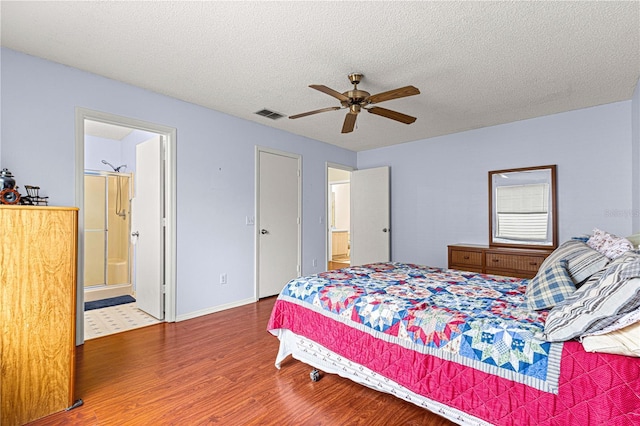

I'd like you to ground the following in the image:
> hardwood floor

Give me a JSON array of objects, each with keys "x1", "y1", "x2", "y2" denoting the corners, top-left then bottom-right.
[
  {"x1": 327, "y1": 260, "x2": 350, "y2": 270},
  {"x1": 29, "y1": 297, "x2": 456, "y2": 426}
]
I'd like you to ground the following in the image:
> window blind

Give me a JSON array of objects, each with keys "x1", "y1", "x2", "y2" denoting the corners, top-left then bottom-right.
[{"x1": 496, "y1": 183, "x2": 549, "y2": 241}]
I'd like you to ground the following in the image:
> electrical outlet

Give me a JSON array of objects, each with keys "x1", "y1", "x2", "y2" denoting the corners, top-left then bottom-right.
[
  {"x1": 246, "y1": 216, "x2": 254, "y2": 226},
  {"x1": 313, "y1": 259, "x2": 317, "y2": 267},
  {"x1": 220, "y1": 273, "x2": 227, "y2": 285}
]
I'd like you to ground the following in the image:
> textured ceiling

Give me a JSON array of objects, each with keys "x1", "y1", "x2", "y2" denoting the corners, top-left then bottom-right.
[{"x1": 2, "y1": 1, "x2": 639, "y2": 152}]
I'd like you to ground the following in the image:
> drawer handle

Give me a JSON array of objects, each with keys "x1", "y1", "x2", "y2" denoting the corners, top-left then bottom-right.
[
  {"x1": 529, "y1": 262, "x2": 538, "y2": 266},
  {"x1": 492, "y1": 259, "x2": 499, "y2": 262},
  {"x1": 463, "y1": 256, "x2": 470, "y2": 260}
]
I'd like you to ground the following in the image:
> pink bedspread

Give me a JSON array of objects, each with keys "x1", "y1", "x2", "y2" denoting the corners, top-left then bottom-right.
[{"x1": 267, "y1": 263, "x2": 640, "y2": 425}]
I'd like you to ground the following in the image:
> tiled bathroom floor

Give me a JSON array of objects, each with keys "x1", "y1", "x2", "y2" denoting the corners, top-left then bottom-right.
[{"x1": 84, "y1": 302, "x2": 161, "y2": 340}]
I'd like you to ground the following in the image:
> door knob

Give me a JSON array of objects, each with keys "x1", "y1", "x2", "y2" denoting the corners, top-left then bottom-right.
[
  {"x1": 261, "y1": 229, "x2": 269, "y2": 235},
  {"x1": 131, "y1": 231, "x2": 139, "y2": 237},
  {"x1": 382, "y1": 228, "x2": 389, "y2": 233}
]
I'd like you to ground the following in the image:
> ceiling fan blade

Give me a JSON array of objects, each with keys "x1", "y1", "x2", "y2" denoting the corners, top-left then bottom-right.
[
  {"x1": 341, "y1": 112, "x2": 358, "y2": 133},
  {"x1": 367, "y1": 85, "x2": 420, "y2": 104},
  {"x1": 310, "y1": 85, "x2": 350, "y2": 102},
  {"x1": 366, "y1": 106, "x2": 417, "y2": 124},
  {"x1": 289, "y1": 106, "x2": 341, "y2": 119}
]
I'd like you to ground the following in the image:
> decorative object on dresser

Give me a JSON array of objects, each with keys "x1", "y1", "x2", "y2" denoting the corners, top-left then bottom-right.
[
  {"x1": 448, "y1": 244, "x2": 553, "y2": 278},
  {"x1": 0, "y1": 205, "x2": 80, "y2": 426},
  {"x1": 0, "y1": 168, "x2": 20, "y2": 204},
  {"x1": 0, "y1": 168, "x2": 49, "y2": 205}
]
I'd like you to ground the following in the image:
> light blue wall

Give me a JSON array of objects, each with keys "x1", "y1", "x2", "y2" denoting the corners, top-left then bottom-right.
[
  {"x1": 0, "y1": 48, "x2": 357, "y2": 318},
  {"x1": 84, "y1": 135, "x2": 123, "y2": 172},
  {"x1": 85, "y1": 130, "x2": 157, "y2": 174},
  {"x1": 2, "y1": 47, "x2": 638, "y2": 317},
  {"x1": 357, "y1": 100, "x2": 636, "y2": 268},
  {"x1": 632, "y1": 78, "x2": 640, "y2": 232}
]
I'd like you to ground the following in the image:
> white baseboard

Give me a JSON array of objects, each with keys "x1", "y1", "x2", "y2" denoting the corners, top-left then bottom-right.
[{"x1": 175, "y1": 297, "x2": 257, "y2": 322}]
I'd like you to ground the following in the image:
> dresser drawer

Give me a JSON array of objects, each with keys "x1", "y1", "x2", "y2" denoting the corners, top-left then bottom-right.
[
  {"x1": 485, "y1": 252, "x2": 545, "y2": 274},
  {"x1": 448, "y1": 246, "x2": 484, "y2": 273},
  {"x1": 449, "y1": 244, "x2": 552, "y2": 279},
  {"x1": 450, "y1": 249, "x2": 482, "y2": 267}
]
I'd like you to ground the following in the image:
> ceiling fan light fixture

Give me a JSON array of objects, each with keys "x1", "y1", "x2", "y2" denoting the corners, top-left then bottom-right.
[{"x1": 289, "y1": 73, "x2": 420, "y2": 134}]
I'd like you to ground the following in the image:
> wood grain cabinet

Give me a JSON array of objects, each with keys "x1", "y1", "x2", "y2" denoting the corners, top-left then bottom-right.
[
  {"x1": 0, "y1": 206, "x2": 78, "y2": 426},
  {"x1": 331, "y1": 231, "x2": 349, "y2": 257},
  {"x1": 448, "y1": 244, "x2": 552, "y2": 279}
]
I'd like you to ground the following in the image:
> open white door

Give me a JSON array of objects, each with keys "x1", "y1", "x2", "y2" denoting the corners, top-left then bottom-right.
[
  {"x1": 132, "y1": 135, "x2": 164, "y2": 319},
  {"x1": 350, "y1": 166, "x2": 390, "y2": 266},
  {"x1": 257, "y1": 149, "x2": 301, "y2": 298}
]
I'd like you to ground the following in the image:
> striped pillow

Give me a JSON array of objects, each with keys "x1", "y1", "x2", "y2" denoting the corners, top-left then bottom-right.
[
  {"x1": 526, "y1": 260, "x2": 576, "y2": 310},
  {"x1": 536, "y1": 240, "x2": 609, "y2": 285},
  {"x1": 544, "y1": 251, "x2": 640, "y2": 342}
]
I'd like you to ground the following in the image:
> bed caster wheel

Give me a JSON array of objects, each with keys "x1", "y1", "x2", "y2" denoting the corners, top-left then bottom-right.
[{"x1": 310, "y1": 369, "x2": 321, "y2": 382}]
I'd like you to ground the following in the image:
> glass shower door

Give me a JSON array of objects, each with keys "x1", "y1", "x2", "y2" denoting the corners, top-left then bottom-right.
[{"x1": 84, "y1": 175, "x2": 107, "y2": 286}]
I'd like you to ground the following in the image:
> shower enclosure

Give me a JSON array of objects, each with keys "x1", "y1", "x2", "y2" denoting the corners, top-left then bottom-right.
[{"x1": 84, "y1": 170, "x2": 133, "y2": 302}]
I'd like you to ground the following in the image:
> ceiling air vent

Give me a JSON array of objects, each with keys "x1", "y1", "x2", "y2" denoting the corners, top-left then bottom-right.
[{"x1": 255, "y1": 109, "x2": 285, "y2": 120}]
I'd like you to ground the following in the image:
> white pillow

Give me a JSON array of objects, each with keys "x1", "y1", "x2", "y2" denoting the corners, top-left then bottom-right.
[
  {"x1": 626, "y1": 234, "x2": 640, "y2": 249},
  {"x1": 581, "y1": 321, "x2": 640, "y2": 357}
]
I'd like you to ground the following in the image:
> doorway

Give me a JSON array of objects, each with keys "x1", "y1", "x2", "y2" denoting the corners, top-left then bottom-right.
[
  {"x1": 256, "y1": 147, "x2": 301, "y2": 298},
  {"x1": 326, "y1": 164, "x2": 391, "y2": 269},
  {"x1": 75, "y1": 109, "x2": 177, "y2": 345},
  {"x1": 327, "y1": 166, "x2": 352, "y2": 270}
]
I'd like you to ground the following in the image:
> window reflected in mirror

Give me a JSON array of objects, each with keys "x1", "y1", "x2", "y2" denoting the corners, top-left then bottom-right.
[{"x1": 489, "y1": 165, "x2": 557, "y2": 249}]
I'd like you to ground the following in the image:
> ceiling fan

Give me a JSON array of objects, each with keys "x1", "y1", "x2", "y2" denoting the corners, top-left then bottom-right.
[{"x1": 289, "y1": 73, "x2": 420, "y2": 134}]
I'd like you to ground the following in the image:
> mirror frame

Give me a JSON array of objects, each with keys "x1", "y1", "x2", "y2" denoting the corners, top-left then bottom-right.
[{"x1": 489, "y1": 165, "x2": 557, "y2": 250}]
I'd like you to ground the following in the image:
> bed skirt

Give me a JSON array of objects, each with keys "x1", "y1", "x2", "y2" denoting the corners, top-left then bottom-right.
[{"x1": 271, "y1": 328, "x2": 491, "y2": 426}]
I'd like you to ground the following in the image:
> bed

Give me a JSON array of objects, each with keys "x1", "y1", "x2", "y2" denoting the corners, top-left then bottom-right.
[{"x1": 267, "y1": 255, "x2": 640, "y2": 425}]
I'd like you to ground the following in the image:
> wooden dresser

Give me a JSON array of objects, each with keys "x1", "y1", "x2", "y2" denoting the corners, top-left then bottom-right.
[
  {"x1": 0, "y1": 206, "x2": 78, "y2": 426},
  {"x1": 448, "y1": 243, "x2": 553, "y2": 279}
]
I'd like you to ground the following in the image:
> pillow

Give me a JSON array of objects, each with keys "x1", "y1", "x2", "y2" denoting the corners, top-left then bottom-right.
[
  {"x1": 536, "y1": 240, "x2": 609, "y2": 285},
  {"x1": 626, "y1": 233, "x2": 640, "y2": 249},
  {"x1": 526, "y1": 260, "x2": 576, "y2": 310},
  {"x1": 586, "y1": 228, "x2": 609, "y2": 252},
  {"x1": 581, "y1": 321, "x2": 640, "y2": 357},
  {"x1": 571, "y1": 234, "x2": 591, "y2": 243},
  {"x1": 587, "y1": 228, "x2": 634, "y2": 259},
  {"x1": 582, "y1": 306, "x2": 640, "y2": 336},
  {"x1": 544, "y1": 251, "x2": 640, "y2": 342}
]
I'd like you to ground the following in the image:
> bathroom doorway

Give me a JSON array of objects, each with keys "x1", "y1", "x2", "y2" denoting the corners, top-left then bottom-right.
[
  {"x1": 326, "y1": 164, "x2": 391, "y2": 270},
  {"x1": 327, "y1": 165, "x2": 352, "y2": 270},
  {"x1": 75, "y1": 108, "x2": 177, "y2": 345}
]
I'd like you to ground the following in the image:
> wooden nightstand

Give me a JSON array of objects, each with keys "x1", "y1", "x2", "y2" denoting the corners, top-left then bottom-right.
[{"x1": 448, "y1": 244, "x2": 553, "y2": 279}]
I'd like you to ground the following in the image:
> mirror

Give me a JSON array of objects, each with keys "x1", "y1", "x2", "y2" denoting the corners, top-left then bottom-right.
[{"x1": 489, "y1": 165, "x2": 557, "y2": 249}]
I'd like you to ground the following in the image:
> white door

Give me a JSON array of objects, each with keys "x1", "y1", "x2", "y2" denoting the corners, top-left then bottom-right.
[
  {"x1": 257, "y1": 149, "x2": 300, "y2": 298},
  {"x1": 132, "y1": 135, "x2": 164, "y2": 319},
  {"x1": 350, "y1": 166, "x2": 390, "y2": 266}
]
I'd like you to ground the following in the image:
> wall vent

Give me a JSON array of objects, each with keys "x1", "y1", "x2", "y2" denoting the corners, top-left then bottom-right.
[{"x1": 255, "y1": 109, "x2": 285, "y2": 120}]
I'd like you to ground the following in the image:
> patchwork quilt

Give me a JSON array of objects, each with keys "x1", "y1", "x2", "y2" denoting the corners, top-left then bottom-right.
[{"x1": 268, "y1": 263, "x2": 640, "y2": 425}]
